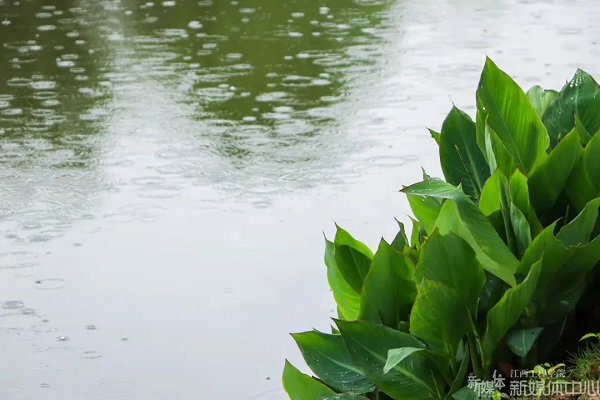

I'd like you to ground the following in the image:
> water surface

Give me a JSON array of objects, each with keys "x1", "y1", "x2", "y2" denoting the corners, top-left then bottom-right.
[{"x1": 1, "y1": 0, "x2": 600, "y2": 398}]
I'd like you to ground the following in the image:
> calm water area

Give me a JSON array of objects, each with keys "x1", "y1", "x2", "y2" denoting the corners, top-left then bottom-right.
[{"x1": 1, "y1": 0, "x2": 600, "y2": 398}]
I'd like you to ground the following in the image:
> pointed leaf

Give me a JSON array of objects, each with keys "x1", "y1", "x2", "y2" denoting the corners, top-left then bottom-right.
[
  {"x1": 482, "y1": 260, "x2": 542, "y2": 368},
  {"x1": 479, "y1": 170, "x2": 508, "y2": 216},
  {"x1": 476, "y1": 57, "x2": 549, "y2": 175},
  {"x1": 282, "y1": 361, "x2": 337, "y2": 400},
  {"x1": 360, "y1": 240, "x2": 417, "y2": 328},
  {"x1": 528, "y1": 128, "x2": 582, "y2": 214},
  {"x1": 416, "y1": 231, "x2": 485, "y2": 316},
  {"x1": 325, "y1": 239, "x2": 361, "y2": 321},
  {"x1": 335, "y1": 320, "x2": 443, "y2": 400},
  {"x1": 439, "y1": 106, "x2": 489, "y2": 199},
  {"x1": 566, "y1": 132, "x2": 600, "y2": 211},
  {"x1": 292, "y1": 331, "x2": 374, "y2": 393},
  {"x1": 334, "y1": 226, "x2": 373, "y2": 293},
  {"x1": 505, "y1": 327, "x2": 544, "y2": 357},
  {"x1": 509, "y1": 170, "x2": 541, "y2": 235},
  {"x1": 407, "y1": 194, "x2": 442, "y2": 236},
  {"x1": 410, "y1": 279, "x2": 471, "y2": 361},
  {"x1": 384, "y1": 347, "x2": 425, "y2": 374},
  {"x1": 403, "y1": 179, "x2": 518, "y2": 286},
  {"x1": 557, "y1": 197, "x2": 600, "y2": 246},
  {"x1": 509, "y1": 203, "x2": 532, "y2": 259},
  {"x1": 527, "y1": 85, "x2": 558, "y2": 118},
  {"x1": 543, "y1": 69, "x2": 600, "y2": 147}
]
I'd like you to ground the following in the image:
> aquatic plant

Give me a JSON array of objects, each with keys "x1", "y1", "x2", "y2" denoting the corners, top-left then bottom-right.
[{"x1": 283, "y1": 58, "x2": 600, "y2": 399}]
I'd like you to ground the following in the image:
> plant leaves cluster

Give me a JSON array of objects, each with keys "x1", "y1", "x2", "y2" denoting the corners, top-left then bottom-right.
[{"x1": 283, "y1": 58, "x2": 600, "y2": 400}]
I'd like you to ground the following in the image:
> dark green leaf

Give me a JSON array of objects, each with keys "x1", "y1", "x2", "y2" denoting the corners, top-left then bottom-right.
[
  {"x1": 575, "y1": 113, "x2": 593, "y2": 146},
  {"x1": 360, "y1": 240, "x2": 417, "y2": 328},
  {"x1": 543, "y1": 69, "x2": 600, "y2": 147},
  {"x1": 476, "y1": 57, "x2": 549, "y2": 175},
  {"x1": 403, "y1": 179, "x2": 518, "y2": 286},
  {"x1": 325, "y1": 238, "x2": 361, "y2": 321},
  {"x1": 335, "y1": 320, "x2": 442, "y2": 400},
  {"x1": 283, "y1": 360, "x2": 337, "y2": 400},
  {"x1": 505, "y1": 327, "x2": 544, "y2": 357},
  {"x1": 566, "y1": 132, "x2": 600, "y2": 211},
  {"x1": 292, "y1": 331, "x2": 374, "y2": 393},
  {"x1": 509, "y1": 203, "x2": 532, "y2": 259},
  {"x1": 334, "y1": 225, "x2": 373, "y2": 294},
  {"x1": 410, "y1": 279, "x2": 471, "y2": 362},
  {"x1": 439, "y1": 106, "x2": 489, "y2": 199},
  {"x1": 482, "y1": 261, "x2": 542, "y2": 369},
  {"x1": 557, "y1": 197, "x2": 600, "y2": 246},
  {"x1": 390, "y1": 220, "x2": 408, "y2": 251},
  {"x1": 416, "y1": 231, "x2": 485, "y2": 316},
  {"x1": 509, "y1": 170, "x2": 542, "y2": 236},
  {"x1": 528, "y1": 128, "x2": 582, "y2": 214},
  {"x1": 452, "y1": 386, "x2": 478, "y2": 400}
]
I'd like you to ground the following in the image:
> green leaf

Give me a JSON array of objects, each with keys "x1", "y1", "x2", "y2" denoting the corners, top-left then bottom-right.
[
  {"x1": 543, "y1": 69, "x2": 600, "y2": 148},
  {"x1": 557, "y1": 197, "x2": 600, "y2": 246},
  {"x1": 429, "y1": 128, "x2": 442, "y2": 145},
  {"x1": 407, "y1": 194, "x2": 442, "y2": 236},
  {"x1": 390, "y1": 220, "x2": 409, "y2": 251},
  {"x1": 526, "y1": 85, "x2": 558, "y2": 118},
  {"x1": 325, "y1": 238, "x2": 361, "y2": 321},
  {"x1": 384, "y1": 347, "x2": 425, "y2": 374},
  {"x1": 360, "y1": 240, "x2": 417, "y2": 328},
  {"x1": 566, "y1": 132, "x2": 600, "y2": 212},
  {"x1": 410, "y1": 279, "x2": 471, "y2": 362},
  {"x1": 416, "y1": 231, "x2": 485, "y2": 317},
  {"x1": 476, "y1": 57, "x2": 549, "y2": 175},
  {"x1": 335, "y1": 320, "x2": 442, "y2": 400},
  {"x1": 479, "y1": 170, "x2": 508, "y2": 216},
  {"x1": 509, "y1": 170, "x2": 541, "y2": 236},
  {"x1": 333, "y1": 225, "x2": 373, "y2": 294},
  {"x1": 403, "y1": 179, "x2": 518, "y2": 286},
  {"x1": 528, "y1": 128, "x2": 582, "y2": 214},
  {"x1": 509, "y1": 203, "x2": 532, "y2": 259},
  {"x1": 292, "y1": 331, "x2": 374, "y2": 393},
  {"x1": 575, "y1": 113, "x2": 593, "y2": 146},
  {"x1": 505, "y1": 327, "x2": 544, "y2": 357},
  {"x1": 482, "y1": 260, "x2": 542, "y2": 369},
  {"x1": 439, "y1": 106, "x2": 489, "y2": 199},
  {"x1": 448, "y1": 343, "x2": 471, "y2": 399},
  {"x1": 580, "y1": 333, "x2": 600, "y2": 341},
  {"x1": 282, "y1": 360, "x2": 337, "y2": 400},
  {"x1": 452, "y1": 386, "x2": 478, "y2": 400},
  {"x1": 320, "y1": 395, "x2": 370, "y2": 400}
]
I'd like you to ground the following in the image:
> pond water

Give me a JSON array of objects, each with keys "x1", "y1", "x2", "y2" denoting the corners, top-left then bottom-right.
[{"x1": 1, "y1": 0, "x2": 599, "y2": 398}]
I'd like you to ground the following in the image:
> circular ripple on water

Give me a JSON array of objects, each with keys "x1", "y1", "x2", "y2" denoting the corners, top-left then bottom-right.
[
  {"x1": 0, "y1": 252, "x2": 38, "y2": 270},
  {"x1": 83, "y1": 350, "x2": 102, "y2": 359},
  {"x1": 136, "y1": 185, "x2": 182, "y2": 199},
  {"x1": 33, "y1": 278, "x2": 65, "y2": 290},
  {"x1": 98, "y1": 382, "x2": 140, "y2": 397}
]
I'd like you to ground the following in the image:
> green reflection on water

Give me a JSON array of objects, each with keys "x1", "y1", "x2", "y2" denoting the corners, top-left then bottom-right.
[{"x1": 0, "y1": 0, "x2": 393, "y2": 167}]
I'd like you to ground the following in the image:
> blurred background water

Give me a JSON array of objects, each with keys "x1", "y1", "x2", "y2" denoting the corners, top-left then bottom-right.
[{"x1": 0, "y1": 0, "x2": 599, "y2": 398}]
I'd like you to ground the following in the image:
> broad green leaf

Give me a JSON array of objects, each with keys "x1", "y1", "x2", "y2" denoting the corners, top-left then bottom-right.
[
  {"x1": 566, "y1": 132, "x2": 600, "y2": 211},
  {"x1": 479, "y1": 170, "x2": 508, "y2": 216},
  {"x1": 476, "y1": 57, "x2": 549, "y2": 175},
  {"x1": 360, "y1": 240, "x2": 417, "y2": 328},
  {"x1": 528, "y1": 128, "x2": 582, "y2": 214},
  {"x1": 325, "y1": 238, "x2": 361, "y2": 321},
  {"x1": 407, "y1": 194, "x2": 442, "y2": 235},
  {"x1": 333, "y1": 225, "x2": 373, "y2": 293},
  {"x1": 482, "y1": 261, "x2": 542, "y2": 369},
  {"x1": 335, "y1": 320, "x2": 442, "y2": 400},
  {"x1": 575, "y1": 113, "x2": 593, "y2": 146},
  {"x1": 484, "y1": 121, "x2": 517, "y2": 178},
  {"x1": 429, "y1": 128, "x2": 441, "y2": 145},
  {"x1": 505, "y1": 327, "x2": 544, "y2": 357},
  {"x1": 292, "y1": 331, "x2": 374, "y2": 393},
  {"x1": 384, "y1": 347, "x2": 425, "y2": 374},
  {"x1": 509, "y1": 170, "x2": 542, "y2": 235},
  {"x1": 509, "y1": 203, "x2": 532, "y2": 259},
  {"x1": 516, "y1": 222, "x2": 565, "y2": 277},
  {"x1": 403, "y1": 179, "x2": 518, "y2": 286},
  {"x1": 416, "y1": 231, "x2": 485, "y2": 316},
  {"x1": 282, "y1": 360, "x2": 337, "y2": 400},
  {"x1": 410, "y1": 279, "x2": 471, "y2": 362},
  {"x1": 526, "y1": 85, "x2": 558, "y2": 118},
  {"x1": 390, "y1": 219, "x2": 408, "y2": 251},
  {"x1": 543, "y1": 69, "x2": 600, "y2": 147},
  {"x1": 557, "y1": 197, "x2": 600, "y2": 246},
  {"x1": 439, "y1": 106, "x2": 489, "y2": 199}
]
